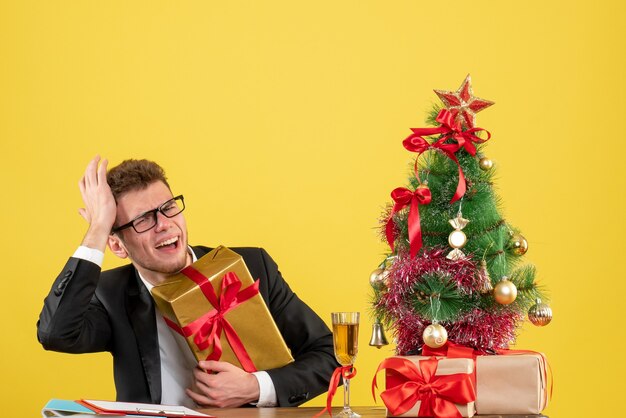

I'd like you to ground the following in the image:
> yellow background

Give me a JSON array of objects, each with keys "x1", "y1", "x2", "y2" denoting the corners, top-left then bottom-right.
[{"x1": 1, "y1": 1, "x2": 624, "y2": 416}]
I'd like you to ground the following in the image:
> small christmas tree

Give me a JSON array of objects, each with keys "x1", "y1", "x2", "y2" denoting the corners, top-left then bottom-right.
[{"x1": 369, "y1": 75, "x2": 552, "y2": 354}]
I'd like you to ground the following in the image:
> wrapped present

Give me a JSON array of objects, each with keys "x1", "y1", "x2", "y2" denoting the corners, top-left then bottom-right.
[
  {"x1": 151, "y1": 246, "x2": 294, "y2": 372},
  {"x1": 475, "y1": 352, "x2": 549, "y2": 414},
  {"x1": 373, "y1": 356, "x2": 476, "y2": 417}
]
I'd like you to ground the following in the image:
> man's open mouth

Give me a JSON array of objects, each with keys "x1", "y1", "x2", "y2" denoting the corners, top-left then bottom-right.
[{"x1": 156, "y1": 236, "x2": 179, "y2": 250}]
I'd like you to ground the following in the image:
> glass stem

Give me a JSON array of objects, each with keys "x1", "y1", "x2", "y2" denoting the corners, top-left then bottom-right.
[{"x1": 343, "y1": 374, "x2": 351, "y2": 413}]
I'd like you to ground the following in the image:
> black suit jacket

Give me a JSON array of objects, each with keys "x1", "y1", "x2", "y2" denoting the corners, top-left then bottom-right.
[{"x1": 37, "y1": 246, "x2": 339, "y2": 406}]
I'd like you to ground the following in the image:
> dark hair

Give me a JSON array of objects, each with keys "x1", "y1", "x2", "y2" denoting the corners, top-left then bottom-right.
[{"x1": 107, "y1": 159, "x2": 171, "y2": 200}]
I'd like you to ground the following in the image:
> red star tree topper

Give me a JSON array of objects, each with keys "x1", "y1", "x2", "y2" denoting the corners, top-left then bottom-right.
[{"x1": 434, "y1": 74, "x2": 494, "y2": 129}]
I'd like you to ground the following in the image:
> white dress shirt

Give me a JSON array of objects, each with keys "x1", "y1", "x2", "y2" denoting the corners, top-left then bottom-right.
[{"x1": 72, "y1": 245, "x2": 277, "y2": 407}]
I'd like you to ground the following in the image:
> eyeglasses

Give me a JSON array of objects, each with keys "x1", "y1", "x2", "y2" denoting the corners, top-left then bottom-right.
[{"x1": 111, "y1": 195, "x2": 185, "y2": 234}]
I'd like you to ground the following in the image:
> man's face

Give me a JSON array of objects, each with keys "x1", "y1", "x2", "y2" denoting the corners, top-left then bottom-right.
[{"x1": 110, "y1": 181, "x2": 191, "y2": 284}]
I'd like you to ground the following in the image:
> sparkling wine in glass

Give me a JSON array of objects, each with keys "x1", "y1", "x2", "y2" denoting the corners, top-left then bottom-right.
[{"x1": 331, "y1": 312, "x2": 360, "y2": 418}]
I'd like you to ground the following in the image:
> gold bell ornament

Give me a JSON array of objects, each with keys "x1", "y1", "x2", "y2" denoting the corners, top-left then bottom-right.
[
  {"x1": 368, "y1": 320, "x2": 390, "y2": 348},
  {"x1": 494, "y1": 276, "x2": 518, "y2": 305},
  {"x1": 422, "y1": 323, "x2": 448, "y2": 349},
  {"x1": 528, "y1": 298, "x2": 553, "y2": 326}
]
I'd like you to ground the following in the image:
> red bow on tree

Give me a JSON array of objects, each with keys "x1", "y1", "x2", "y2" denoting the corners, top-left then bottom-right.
[
  {"x1": 402, "y1": 109, "x2": 491, "y2": 203},
  {"x1": 385, "y1": 185, "x2": 432, "y2": 258}
]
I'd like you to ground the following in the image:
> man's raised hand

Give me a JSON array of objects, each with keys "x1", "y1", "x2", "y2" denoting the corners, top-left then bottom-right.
[{"x1": 78, "y1": 156, "x2": 117, "y2": 251}]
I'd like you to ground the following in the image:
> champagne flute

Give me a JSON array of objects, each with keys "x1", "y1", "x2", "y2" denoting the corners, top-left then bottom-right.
[{"x1": 331, "y1": 312, "x2": 360, "y2": 418}]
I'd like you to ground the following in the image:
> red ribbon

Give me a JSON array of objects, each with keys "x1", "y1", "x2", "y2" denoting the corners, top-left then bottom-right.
[
  {"x1": 422, "y1": 341, "x2": 479, "y2": 359},
  {"x1": 385, "y1": 185, "x2": 432, "y2": 258},
  {"x1": 314, "y1": 365, "x2": 357, "y2": 417},
  {"x1": 402, "y1": 109, "x2": 491, "y2": 203},
  {"x1": 406, "y1": 108, "x2": 491, "y2": 156},
  {"x1": 163, "y1": 268, "x2": 260, "y2": 372},
  {"x1": 372, "y1": 357, "x2": 475, "y2": 418}
]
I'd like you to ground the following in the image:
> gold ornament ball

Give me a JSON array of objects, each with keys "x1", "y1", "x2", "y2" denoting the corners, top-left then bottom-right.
[
  {"x1": 528, "y1": 299, "x2": 553, "y2": 326},
  {"x1": 370, "y1": 269, "x2": 385, "y2": 290},
  {"x1": 369, "y1": 268, "x2": 387, "y2": 291},
  {"x1": 479, "y1": 157, "x2": 493, "y2": 171},
  {"x1": 509, "y1": 233, "x2": 529, "y2": 256},
  {"x1": 422, "y1": 323, "x2": 448, "y2": 348},
  {"x1": 494, "y1": 278, "x2": 518, "y2": 305}
]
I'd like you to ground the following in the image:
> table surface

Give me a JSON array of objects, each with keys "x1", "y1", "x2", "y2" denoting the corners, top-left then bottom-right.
[{"x1": 197, "y1": 406, "x2": 547, "y2": 418}]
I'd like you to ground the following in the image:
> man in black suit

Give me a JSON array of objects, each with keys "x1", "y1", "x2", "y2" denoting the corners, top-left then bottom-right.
[{"x1": 37, "y1": 156, "x2": 338, "y2": 408}]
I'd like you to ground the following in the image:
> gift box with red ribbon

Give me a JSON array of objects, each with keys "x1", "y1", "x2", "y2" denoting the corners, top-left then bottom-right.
[
  {"x1": 373, "y1": 356, "x2": 476, "y2": 417},
  {"x1": 475, "y1": 352, "x2": 549, "y2": 415},
  {"x1": 150, "y1": 246, "x2": 294, "y2": 372},
  {"x1": 421, "y1": 342, "x2": 550, "y2": 415}
]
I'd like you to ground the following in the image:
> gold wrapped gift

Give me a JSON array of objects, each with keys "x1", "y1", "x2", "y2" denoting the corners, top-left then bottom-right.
[
  {"x1": 151, "y1": 246, "x2": 294, "y2": 371},
  {"x1": 475, "y1": 352, "x2": 549, "y2": 414}
]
